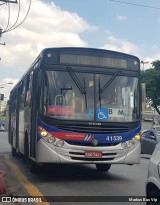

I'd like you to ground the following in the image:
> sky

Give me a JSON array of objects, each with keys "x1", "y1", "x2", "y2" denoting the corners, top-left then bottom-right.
[{"x1": 0, "y1": 0, "x2": 160, "y2": 99}]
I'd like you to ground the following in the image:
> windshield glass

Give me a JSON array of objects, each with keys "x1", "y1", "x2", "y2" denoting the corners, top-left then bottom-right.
[
  {"x1": 96, "y1": 74, "x2": 140, "y2": 121},
  {"x1": 41, "y1": 70, "x2": 94, "y2": 120},
  {"x1": 41, "y1": 70, "x2": 140, "y2": 122}
]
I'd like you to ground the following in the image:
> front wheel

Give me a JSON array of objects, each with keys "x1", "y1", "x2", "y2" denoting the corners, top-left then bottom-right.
[
  {"x1": 24, "y1": 137, "x2": 40, "y2": 173},
  {"x1": 28, "y1": 159, "x2": 40, "y2": 173},
  {"x1": 96, "y1": 164, "x2": 111, "y2": 172},
  {"x1": 11, "y1": 146, "x2": 19, "y2": 157}
]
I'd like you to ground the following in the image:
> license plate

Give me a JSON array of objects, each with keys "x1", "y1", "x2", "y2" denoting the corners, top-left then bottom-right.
[{"x1": 85, "y1": 151, "x2": 102, "y2": 158}]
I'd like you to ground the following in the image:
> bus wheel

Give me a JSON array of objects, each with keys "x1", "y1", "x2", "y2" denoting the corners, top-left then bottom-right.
[
  {"x1": 24, "y1": 138, "x2": 40, "y2": 173},
  {"x1": 28, "y1": 160, "x2": 40, "y2": 173},
  {"x1": 96, "y1": 164, "x2": 111, "y2": 171},
  {"x1": 11, "y1": 146, "x2": 19, "y2": 157}
]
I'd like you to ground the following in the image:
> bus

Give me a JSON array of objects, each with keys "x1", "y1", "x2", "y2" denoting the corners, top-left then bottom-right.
[{"x1": 8, "y1": 47, "x2": 141, "y2": 172}]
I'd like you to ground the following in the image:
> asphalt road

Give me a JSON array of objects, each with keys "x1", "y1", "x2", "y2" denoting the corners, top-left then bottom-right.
[
  {"x1": 0, "y1": 132, "x2": 150, "y2": 205},
  {"x1": 0, "y1": 131, "x2": 11, "y2": 153}
]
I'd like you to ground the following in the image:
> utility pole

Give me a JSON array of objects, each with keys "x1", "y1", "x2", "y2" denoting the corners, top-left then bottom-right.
[
  {"x1": 0, "y1": 0, "x2": 18, "y2": 37},
  {"x1": 140, "y1": 61, "x2": 149, "y2": 71},
  {"x1": 0, "y1": 27, "x2": 5, "y2": 46},
  {"x1": 0, "y1": 0, "x2": 18, "y2": 60}
]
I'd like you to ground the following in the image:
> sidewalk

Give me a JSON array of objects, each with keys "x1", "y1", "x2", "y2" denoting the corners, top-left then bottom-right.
[
  {"x1": 0, "y1": 155, "x2": 19, "y2": 205},
  {"x1": 0, "y1": 169, "x2": 7, "y2": 196}
]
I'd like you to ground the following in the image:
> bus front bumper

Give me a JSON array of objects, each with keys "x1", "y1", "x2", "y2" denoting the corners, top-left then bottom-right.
[{"x1": 36, "y1": 139, "x2": 141, "y2": 164}]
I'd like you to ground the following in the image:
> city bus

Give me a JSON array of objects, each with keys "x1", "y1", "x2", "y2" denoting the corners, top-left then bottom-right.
[{"x1": 8, "y1": 47, "x2": 141, "y2": 172}]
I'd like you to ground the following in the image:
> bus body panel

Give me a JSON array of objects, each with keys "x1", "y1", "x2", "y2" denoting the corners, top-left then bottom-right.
[
  {"x1": 36, "y1": 140, "x2": 61, "y2": 163},
  {"x1": 11, "y1": 114, "x2": 16, "y2": 148},
  {"x1": 36, "y1": 118, "x2": 141, "y2": 164},
  {"x1": 29, "y1": 64, "x2": 41, "y2": 158},
  {"x1": 124, "y1": 143, "x2": 141, "y2": 164},
  {"x1": 35, "y1": 138, "x2": 140, "y2": 164},
  {"x1": 18, "y1": 110, "x2": 25, "y2": 154},
  {"x1": 24, "y1": 106, "x2": 31, "y2": 144}
]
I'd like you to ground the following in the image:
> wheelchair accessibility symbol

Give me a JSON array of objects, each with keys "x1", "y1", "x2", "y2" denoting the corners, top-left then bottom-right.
[
  {"x1": 96, "y1": 108, "x2": 108, "y2": 121},
  {"x1": 98, "y1": 112, "x2": 107, "y2": 119}
]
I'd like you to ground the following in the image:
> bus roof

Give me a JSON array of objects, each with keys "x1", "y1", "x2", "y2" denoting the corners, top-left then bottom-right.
[
  {"x1": 10, "y1": 47, "x2": 140, "y2": 94},
  {"x1": 40, "y1": 47, "x2": 140, "y2": 60}
]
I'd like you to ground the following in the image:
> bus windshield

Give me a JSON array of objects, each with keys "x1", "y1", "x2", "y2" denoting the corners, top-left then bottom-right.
[{"x1": 41, "y1": 70, "x2": 140, "y2": 122}]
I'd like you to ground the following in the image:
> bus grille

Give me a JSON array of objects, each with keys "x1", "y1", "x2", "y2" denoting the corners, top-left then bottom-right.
[
  {"x1": 56, "y1": 124, "x2": 130, "y2": 134},
  {"x1": 66, "y1": 141, "x2": 119, "y2": 147},
  {"x1": 70, "y1": 157, "x2": 115, "y2": 161}
]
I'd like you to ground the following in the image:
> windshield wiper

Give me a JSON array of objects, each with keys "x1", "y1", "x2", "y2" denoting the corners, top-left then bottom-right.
[
  {"x1": 98, "y1": 78, "x2": 102, "y2": 109},
  {"x1": 100, "y1": 71, "x2": 121, "y2": 94},
  {"x1": 98, "y1": 71, "x2": 121, "y2": 108},
  {"x1": 67, "y1": 67, "x2": 87, "y2": 108}
]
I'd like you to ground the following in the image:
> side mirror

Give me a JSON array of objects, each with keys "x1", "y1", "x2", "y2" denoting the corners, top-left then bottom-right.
[{"x1": 150, "y1": 135, "x2": 156, "y2": 140}]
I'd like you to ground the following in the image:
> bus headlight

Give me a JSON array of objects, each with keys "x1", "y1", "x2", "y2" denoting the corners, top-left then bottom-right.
[
  {"x1": 57, "y1": 140, "x2": 64, "y2": 147},
  {"x1": 121, "y1": 142, "x2": 129, "y2": 149},
  {"x1": 129, "y1": 139, "x2": 136, "y2": 145},
  {"x1": 38, "y1": 126, "x2": 48, "y2": 137},
  {"x1": 134, "y1": 134, "x2": 141, "y2": 141},
  {"x1": 47, "y1": 136, "x2": 56, "y2": 144}
]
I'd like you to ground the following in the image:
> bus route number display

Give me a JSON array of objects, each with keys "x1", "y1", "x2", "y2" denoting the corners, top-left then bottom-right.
[{"x1": 60, "y1": 53, "x2": 127, "y2": 69}]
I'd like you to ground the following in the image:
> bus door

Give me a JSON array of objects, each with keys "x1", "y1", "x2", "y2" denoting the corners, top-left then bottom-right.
[
  {"x1": 30, "y1": 66, "x2": 40, "y2": 158},
  {"x1": 10, "y1": 91, "x2": 18, "y2": 148},
  {"x1": 15, "y1": 87, "x2": 21, "y2": 149},
  {"x1": 18, "y1": 82, "x2": 26, "y2": 153}
]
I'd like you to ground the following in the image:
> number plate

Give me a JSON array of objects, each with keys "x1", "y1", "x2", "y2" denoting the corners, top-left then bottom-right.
[{"x1": 85, "y1": 151, "x2": 102, "y2": 158}]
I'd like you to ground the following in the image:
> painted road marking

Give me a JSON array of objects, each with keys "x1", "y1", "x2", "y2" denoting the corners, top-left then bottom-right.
[{"x1": 4, "y1": 154, "x2": 50, "y2": 205}]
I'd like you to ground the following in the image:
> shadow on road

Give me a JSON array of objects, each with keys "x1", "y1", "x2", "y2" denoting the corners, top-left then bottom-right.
[{"x1": 10, "y1": 154, "x2": 134, "y2": 184}]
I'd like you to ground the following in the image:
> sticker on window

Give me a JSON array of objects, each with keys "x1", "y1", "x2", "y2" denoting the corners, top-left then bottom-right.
[
  {"x1": 88, "y1": 108, "x2": 93, "y2": 118},
  {"x1": 96, "y1": 108, "x2": 108, "y2": 121}
]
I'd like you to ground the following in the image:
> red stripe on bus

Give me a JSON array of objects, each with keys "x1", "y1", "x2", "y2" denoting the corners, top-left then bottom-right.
[{"x1": 49, "y1": 132, "x2": 86, "y2": 141}]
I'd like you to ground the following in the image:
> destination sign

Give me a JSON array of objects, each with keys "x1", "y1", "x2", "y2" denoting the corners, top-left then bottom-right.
[{"x1": 60, "y1": 53, "x2": 129, "y2": 69}]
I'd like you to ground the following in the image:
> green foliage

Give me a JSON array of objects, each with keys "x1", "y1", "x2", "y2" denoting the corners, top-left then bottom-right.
[
  {"x1": 152, "y1": 60, "x2": 160, "y2": 70},
  {"x1": 140, "y1": 60, "x2": 160, "y2": 115}
]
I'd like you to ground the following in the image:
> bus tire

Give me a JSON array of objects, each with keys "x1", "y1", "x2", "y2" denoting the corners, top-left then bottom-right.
[
  {"x1": 96, "y1": 164, "x2": 111, "y2": 172},
  {"x1": 24, "y1": 136, "x2": 29, "y2": 159},
  {"x1": 11, "y1": 132, "x2": 19, "y2": 157},
  {"x1": 11, "y1": 146, "x2": 19, "y2": 157},
  {"x1": 28, "y1": 160, "x2": 40, "y2": 173},
  {"x1": 24, "y1": 136, "x2": 40, "y2": 173}
]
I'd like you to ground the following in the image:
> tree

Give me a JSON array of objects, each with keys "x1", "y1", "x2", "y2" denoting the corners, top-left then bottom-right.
[{"x1": 140, "y1": 60, "x2": 160, "y2": 115}]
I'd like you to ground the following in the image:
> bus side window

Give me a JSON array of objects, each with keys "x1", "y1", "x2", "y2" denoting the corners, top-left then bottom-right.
[
  {"x1": 20, "y1": 81, "x2": 25, "y2": 109},
  {"x1": 25, "y1": 72, "x2": 33, "y2": 106},
  {"x1": 43, "y1": 76, "x2": 49, "y2": 114},
  {"x1": 11, "y1": 92, "x2": 16, "y2": 112}
]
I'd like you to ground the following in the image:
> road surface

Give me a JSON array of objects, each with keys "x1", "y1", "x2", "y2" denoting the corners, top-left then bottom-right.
[{"x1": 0, "y1": 132, "x2": 150, "y2": 205}]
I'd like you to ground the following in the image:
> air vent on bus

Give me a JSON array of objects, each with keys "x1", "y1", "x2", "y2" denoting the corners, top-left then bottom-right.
[
  {"x1": 66, "y1": 141, "x2": 119, "y2": 147},
  {"x1": 70, "y1": 157, "x2": 115, "y2": 161},
  {"x1": 56, "y1": 124, "x2": 130, "y2": 134}
]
